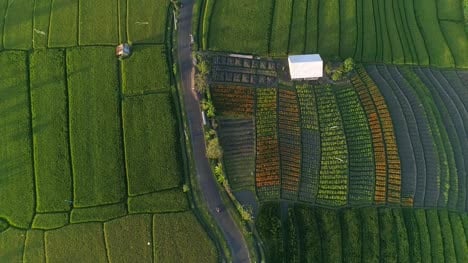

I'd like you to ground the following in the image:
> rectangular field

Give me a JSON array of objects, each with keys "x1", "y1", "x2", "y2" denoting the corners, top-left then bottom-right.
[
  {"x1": 79, "y1": 0, "x2": 119, "y2": 45},
  {"x1": 269, "y1": 0, "x2": 292, "y2": 55},
  {"x1": 104, "y1": 214, "x2": 153, "y2": 262},
  {"x1": 30, "y1": 49, "x2": 72, "y2": 213},
  {"x1": 127, "y1": 189, "x2": 189, "y2": 213},
  {"x1": 123, "y1": 92, "x2": 182, "y2": 196},
  {"x1": 0, "y1": 51, "x2": 35, "y2": 229},
  {"x1": 127, "y1": 0, "x2": 169, "y2": 44},
  {"x1": 121, "y1": 45, "x2": 169, "y2": 95},
  {"x1": 45, "y1": 223, "x2": 107, "y2": 262},
  {"x1": 208, "y1": 0, "x2": 273, "y2": 54},
  {"x1": 152, "y1": 212, "x2": 218, "y2": 263},
  {"x1": 33, "y1": 0, "x2": 53, "y2": 49},
  {"x1": 317, "y1": 0, "x2": 340, "y2": 58},
  {"x1": 67, "y1": 47, "x2": 126, "y2": 207},
  {"x1": 48, "y1": 0, "x2": 78, "y2": 47},
  {"x1": 3, "y1": 0, "x2": 34, "y2": 50}
]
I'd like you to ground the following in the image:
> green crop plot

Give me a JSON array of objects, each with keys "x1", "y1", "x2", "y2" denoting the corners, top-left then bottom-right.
[
  {"x1": 45, "y1": 223, "x2": 107, "y2": 262},
  {"x1": 30, "y1": 49, "x2": 72, "y2": 213},
  {"x1": 317, "y1": 0, "x2": 340, "y2": 58},
  {"x1": 208, "y1": 0, "x2": 273, "y2": 54},
  {"x1": 289, "y1": 0, "x2": 307, "y2": 54},
  {"x1": 104, "y1": 214, "x2": 153, "y2": 262},
  {"x1": 440, "y1": 21, "x2": 468, "y2": 68},
  {"x1": 121, "y1": 45, "x2": 169, "y2": 95},
  {"x1": 70, "y1": 203, "x2": 126, "y2": 223},
  {"x1": 0, "y1": 0, "x2": 7, "y2": 49},
  {"x1": 0, "y1": 228, "x2": 26, "y2": 262},
  {"x1": 339, "y1": 0, "x2": 357, "y2": 58},
  {"x1": 0, "y1": 51, "x2": 35, "y2": 229},
  {"x1": 79, "y1": 0, "x2": 119, "y2": 45},
  {"x1": 33, "y1": 0, "x2": 52, "y2": 49},
  {"x1": 127, "y1": 0, "x2": 169, "y2": 44},
  {"x1": 153, "y1": 212, "x2": 218, "y2": 263},
  {"x1": 123, "y1": 93, "x2": 182, "y2": 195},
  {"x1": 269, "y1": 0, "x2": 292, "y2": 55},
  {"x1": 3, "y1": 0, "x2": 33, "y2": 50},
  {"x1": 32, "y1": 213, "x2": 69, "y2": 230},
  {"x1": 305, "y1": 0, "x2": 319, "y2": 53},
  {"x1": 128, "y1": 189, "x2": 189, "y2": 213},
  {"x1": 67, "y1": 47, "x2": 125, "y2": 207},
  {"x1": 24, "y1": 230, "x2": 45, "y2": 263},
  {"x1": 48, "y1": 0, "x2": 78, "y2": 47}
]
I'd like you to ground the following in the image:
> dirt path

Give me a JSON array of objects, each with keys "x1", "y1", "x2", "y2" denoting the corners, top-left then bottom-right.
[{"x1": 176, "y1": 1, "x2": 251, "y2": 262}]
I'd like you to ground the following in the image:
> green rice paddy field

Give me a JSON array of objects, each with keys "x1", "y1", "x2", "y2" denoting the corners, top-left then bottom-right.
[
  {"x1": 0, "y1": 0, "x2": 217, "y2": 261},
  {"x1": 200, "y1": 0, "x2": 468, "y2": 68}
]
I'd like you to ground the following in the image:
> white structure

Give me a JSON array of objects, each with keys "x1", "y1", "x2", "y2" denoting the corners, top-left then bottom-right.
[{"x1": 288, "y1": 54, "x2": 323, "y2": 80}]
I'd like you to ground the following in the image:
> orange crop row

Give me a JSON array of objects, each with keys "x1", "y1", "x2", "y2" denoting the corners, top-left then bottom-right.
[{"x1": 211, "y1": 85, "x2": 255, "y2": 116}]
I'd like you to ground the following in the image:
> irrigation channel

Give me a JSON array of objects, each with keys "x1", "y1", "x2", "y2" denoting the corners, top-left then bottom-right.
[{"x1": 176, "y1": 0, "x2": 251, "y2": 262}]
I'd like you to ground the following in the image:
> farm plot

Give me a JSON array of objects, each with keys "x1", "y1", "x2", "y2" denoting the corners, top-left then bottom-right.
[
  {"x1": 211, "y1": 85, "x2": 255, "y2": 117},
  {"x1": 207, "y1": 0, "x2": 273, "y2": 54},
  {"x1": 79, "y1": 0, "x2": 119, "y2": 45},
  {"x1": 288, "y1": 0, "x2": 307, "y2": 54},
  {"x1": 123, "y1": 92, "x2": 182, "y2": 196},
  {"x1": 296, "y1": 85, "x2": 320, "y2": 203},
  {"x1": 2, "y1": 0, "x2": 33, "y2": 50},
  {"x1": 384, "y1": 65, "x2": 446, "y2": 208},
  {"x1": 152, "y1": 213, "x2": 218, "y2": 263},
  {"x1": 218, "y1": 118, "x2": 255, "y2": 191},
  {"x1": 399, "y1": 67, "x2": 461, "y2": 210},
  {"x1": 257, "y1": 205, "x2": 468, "y2": 262},
  {"x1": 366, "y1": 65, "x2": 421, "y2": 204},
  {"x1": 351, "y1": 74, "x2": 387, "y2": 204},
  {"x1": 269, "y1": 0, "x2": 292, "y2": 55},
  {"x1": 203, "y1": 0, "x2": 466, "y2": 68},
  {"x1": 127, "y1": 0, "x2": 169, "y2": 44},
  {"x1": 278, "y1": 88, "x2": 302, "y2": 200},
  {"x1": 315, "y1": 85, "x2": 348, "y2": 206},
  {"x1": 32, "y1": 0, "x2": 52, "y2": 49},
  {"x1": 30, "y1": 49, "x2": 72, "y2": 213},
  {"x1": 48, "y1": 0, "x2": 78, "y2": 47},
  {"x1": 0, "y1": 51, "x2": 35, "y2": 229},
  {"x1": 67, "y1": 47, "x2": 126, "y2": 207},
  {"x1": 333, "y1": 85, "x2": 374, "y2": 204},
  {"x1": 255, "y1": 88, "x2": 281, "y2": 200},
  {"x1": 356, "y1": 66, "x2": 402, "y2": 204},
  {"x1": 121, "y1": 45, "x2": 170, "y2": 95}
]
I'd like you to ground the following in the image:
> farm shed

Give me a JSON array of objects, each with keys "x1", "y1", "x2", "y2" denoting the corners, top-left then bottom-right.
[
  {"x1": 288, "y1": 54, "x2": 323, "y2": 80},
  {"x1": 116, "y1": 44, "x2": 131, "y2": 59}
]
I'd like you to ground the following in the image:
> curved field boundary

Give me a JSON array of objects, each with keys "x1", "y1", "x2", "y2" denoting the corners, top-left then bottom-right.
[
  {"x1": 357, "y1": 65, "x2": 401, "y2": 204},
  {"x1": 278, "y1": 88, "x2": 302, "y2": 200},
  {"x1": 378, "y1": 65, "x2": 442, "y2": 207},
  {"x1": 400, "y1": 0, "x2": 429, "y2": 65},
  {"x1": 388, "y1": 66, "x2": 449, "y2": 208},
  {"x1": 366, "y1": 65, "x2": 418, "y2": 204},
  {"x1": 334, "y1": 85, "x2": 375, "y2": 204},
  {"x1": 395, "y1": 0, "x2": 417, "y2": 64},
  {"x1": 296, "y1": 85, "x2": 320, "y2": 203},
  {"x1": 351, "y1": 75, "x2": 387, "y2": 204},
  {"x1": 315, "y1": 85, "x2": 348, "y2": 206},
  {"x1": 439, "y1": 21, "x2": 468, "y2": 68},
  {"x1": 413, "y1": 68, "x2": 467, "y2": 211},
  {"x1": 383, "y1": 0, "x2": 404, "y2": 64},
  {"x1": 389, "y1": 0, "x2": 413, "y2": 64},
  {"x1": 399, "y1": 67, "x2": 461, "y2": 210},
  {"x1": 444, "y1": 71, "x2": 468, "y2": 110},
  {"x1": 372, "y1": 0, "x2": 383, "y2": 62},
  {"x1": 413, "y1": 0, "x2": 454, "y2": 68},
  {"x1": 430, "y1": 70, "x2": 468, "y2": 127}
]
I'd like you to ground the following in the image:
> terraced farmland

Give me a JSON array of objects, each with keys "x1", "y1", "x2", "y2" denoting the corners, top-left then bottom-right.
[
  {"x1": 256, "y1": 204, "x2": 468, "y2": 262},
  {"x1": 212, "y1": 64, "x2": 467, "y2": 211},
  {"x1": 199, "y1": 0, "x2": 468, "y2": 68},
  {"x1": 0, "y1": 1, "x2": 217, "y2": 261}
]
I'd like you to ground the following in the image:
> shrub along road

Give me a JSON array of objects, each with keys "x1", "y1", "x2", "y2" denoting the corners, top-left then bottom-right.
[{"x1": 177, "y1": 0, "x2": 251, "y2": 262}]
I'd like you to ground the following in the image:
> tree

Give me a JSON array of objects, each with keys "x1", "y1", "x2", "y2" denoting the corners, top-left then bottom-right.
[
  {"x1": 206, "y1": 138, "x2": 223, "y2": 159},
  {"x1": 343, "y1": 57, "x2": 355, "y2": 73},
  {"x1": 195, "y1": 73, "x2": 208, "y2": 93},
  {"x1": 196, "y1": 60, "x2": 210, "y2": 75},
  {"x1": 332, "y1": 69, "x2": 343, "y2": 81},
  {"x1": 325, "y1": 62, "x2": 332, "y2": 76}
]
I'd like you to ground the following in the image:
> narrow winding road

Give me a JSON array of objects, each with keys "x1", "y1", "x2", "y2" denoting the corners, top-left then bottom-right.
[{"x1": 176, "y1": 0, "x2": 251, "y2": 262}]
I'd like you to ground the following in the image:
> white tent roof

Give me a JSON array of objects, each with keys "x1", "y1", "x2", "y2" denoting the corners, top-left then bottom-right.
[{"x1": 288, "y1": 54, "x2": 323, "y2": 79}]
